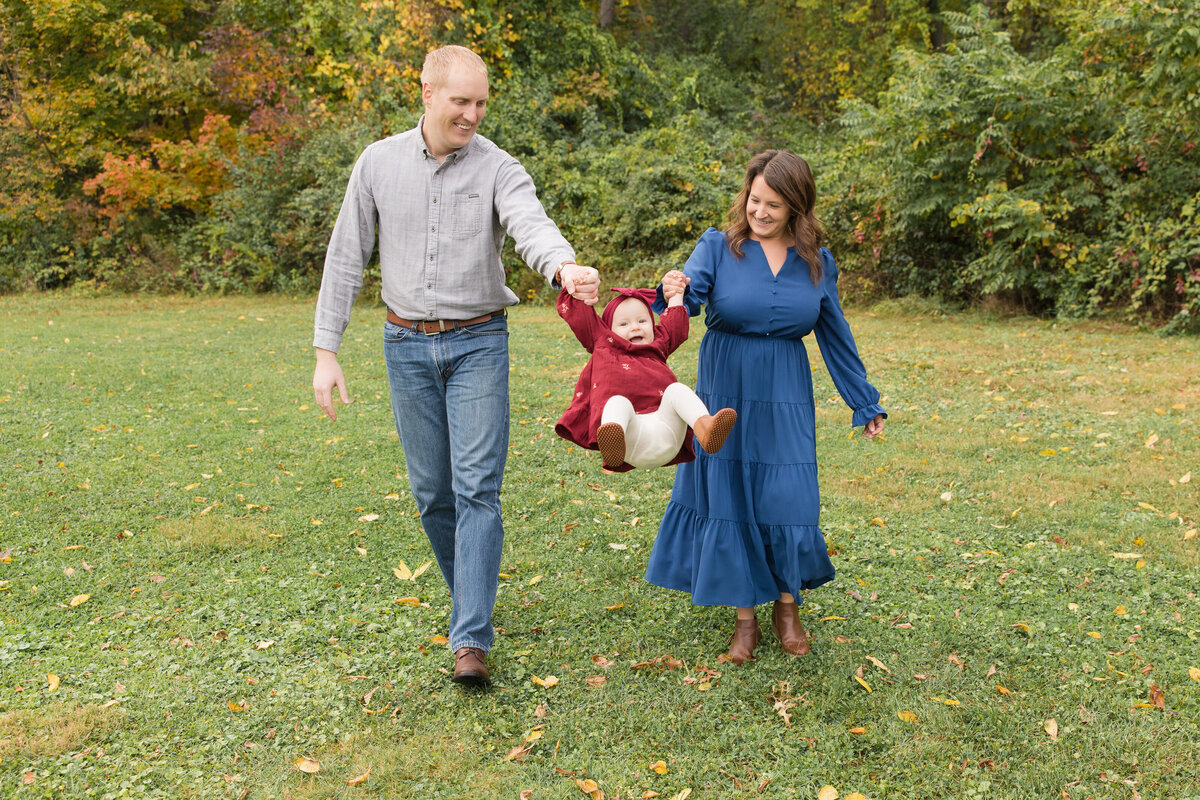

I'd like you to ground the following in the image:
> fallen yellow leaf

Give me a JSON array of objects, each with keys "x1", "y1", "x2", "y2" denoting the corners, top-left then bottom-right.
[
  {"x1": 228, "y1": 700, "x2": 244, "y2": 712},
  {"x1": 1114, "y1": 605, "x2": 1128, "y2": 615},
  {"x1": 669, "y1": 791, "x2": 692, "y2": 800},
  {"x1": 358, "y1": 513, "x2": 379, "y2": 522},
  {"x1": 848, "y1": 726, "x2": 867, "y2": 735},
  {"x1": 430, "y1": 635, "x2": 449, "y2": 645},
  {"x1": 995, "y1": 685, "x2": 1012, "y2": 696},
  {"x1": 897, "y1": 710, "x2": 918, "y2": 722},
  {"x1": 1189, "y1": 666, "x2": 1200, "y2": 683},
  {"x1": 393, "y1": 563, "x2": 412, "y2": 581},
  {"x1": 1087, "y1": 631, "x2": 1101, "y2": 639},
  {"x1": 853, "y1": 675, "x2": 872, "y2": 693},
  {"x1": 504, "y1": 743, "x2": 533, "y2": 762},
  {"x1": 532, "y1": 675, "x2": 560, "y2": 688},
  {"x1": 642, "y1": 793, "x2": 660, "y2": 799},
  {"x1": 818, "y1": 786, "x2": 838, "y2": 800},
  {"x1": 1043, "y1": 718, "x2": 1059, "y2": 741},
  {"x1": 574, "y1": 778, "x2": 599, "y2": 794},
  {"x1": 411, "y1": 561, "x2": 433, "y2": 580},
  {"x1": 47, "y1": 673, "x2": 60, "y2": 691},
  {"x1": 650, "y1": 760, "x2": 668, "y2": 775},
  {"x1": 845, "y1": 794, "x2": 871, "y2": 800},
  {"x1": 68, "y1": 594, "x2": 90, "y2": 608},
  {"x1": 865, "y1": 655, "x2": 890, "y2": 673},
  {"x1": 294, "y1": 756, "x2": 320, "y2": 774},
  {"x1": 345, "y1": 767, "x2": 371, "y2": 786},
  {"x1": 395, "y1": 597, "x2": 419, "y2": 606},
  {"x1": 1180, "y1": 472, "x2": 1191, "y2": 484},
  {"x1": 1184, "y1": 529, "x2": 1197, "y2": 541}
]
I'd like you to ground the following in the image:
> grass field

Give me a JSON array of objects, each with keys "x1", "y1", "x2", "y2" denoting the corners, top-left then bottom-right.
[{"x1": 1, "y1": 294, "x2": 1198, "y2": 800}]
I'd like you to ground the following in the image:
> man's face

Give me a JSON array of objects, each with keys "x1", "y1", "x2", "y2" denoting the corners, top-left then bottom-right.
[
  {"x1": 611, "y1": 298, "x2": 655, "y2": 345},
  {"x1": 421, "y1": 66, "x2": 489, "y2": 158}
]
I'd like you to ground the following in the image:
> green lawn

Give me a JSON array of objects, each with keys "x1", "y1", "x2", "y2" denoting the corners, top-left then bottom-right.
[{"x1": 1, "y1": 294, "x2": 1197, "y2": 799}]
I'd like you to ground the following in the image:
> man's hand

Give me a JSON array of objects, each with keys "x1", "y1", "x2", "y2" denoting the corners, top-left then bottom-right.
[
  {"x1": 560, "y1": 262, "x2": 600, "y2": 305},
  {"x1": 313, "y1": 348, "x2": 351, "y2": 421},
  {"x1": 863, "y1": 414, "x2": 885, "y2": 439}
]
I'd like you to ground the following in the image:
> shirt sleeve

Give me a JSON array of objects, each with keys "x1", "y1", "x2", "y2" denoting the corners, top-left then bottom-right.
[
  {"x1": 653, "y1": 228, "x2": 720, "y2": 317},
  {"x1": 495, "y1": 158, "x2": 576, "y2": 283},
  {"x1": 812, "y1": 249, "x2": 887, "y2": 427},
  {"x1": 557, "y1": 289, "x2": 601, "y2": 353},
  {"x1": 313, "y1": 148, "x2": 378, "y2": 353},
  {"x1": 656, "y1": 305, "x2": 690, "y2": 356}
]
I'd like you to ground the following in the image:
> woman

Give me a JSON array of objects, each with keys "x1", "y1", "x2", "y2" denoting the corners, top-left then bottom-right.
[{"x1": 647, "y1": 149, "x2": 886, "y2": 664}]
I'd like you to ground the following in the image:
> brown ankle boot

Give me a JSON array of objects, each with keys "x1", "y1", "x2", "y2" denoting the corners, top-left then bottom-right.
[
  {"x1": 771, "y1": 599, "x2": 811, "y2": 656},
  {"x1": 726, "y1": 616, "x2": 762, "y2": 665},
  {"x1": 693, "y1": 408, "x2": 737, "y2": 454},
  {"x1": 595, "y1": 422, "x2": 626, "y2": 468}
]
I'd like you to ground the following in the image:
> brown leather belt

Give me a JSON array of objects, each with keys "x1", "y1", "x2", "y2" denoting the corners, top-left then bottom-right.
[{"x1": 386, "y1": 309, "x2": 505, "y2": 335}]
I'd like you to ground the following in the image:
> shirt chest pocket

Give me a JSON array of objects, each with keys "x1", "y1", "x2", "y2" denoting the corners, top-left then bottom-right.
[{"x1": 451, "y1": 192, "x2": 483, "y2": 238}]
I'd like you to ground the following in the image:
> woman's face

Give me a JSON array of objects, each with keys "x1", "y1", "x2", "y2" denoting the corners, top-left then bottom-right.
[{"x1": 745, "y1": 174, "x2": 790, "y2": 241}]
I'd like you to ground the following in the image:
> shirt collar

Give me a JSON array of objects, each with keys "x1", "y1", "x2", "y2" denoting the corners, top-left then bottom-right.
[{"x1": 415, "y1": 114, "x2": 472, "y2": 165}]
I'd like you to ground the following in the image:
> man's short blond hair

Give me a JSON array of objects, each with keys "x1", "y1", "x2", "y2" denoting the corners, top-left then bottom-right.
[{"x1": 421, "y1": 45, "x2": 488, "y2": 89}]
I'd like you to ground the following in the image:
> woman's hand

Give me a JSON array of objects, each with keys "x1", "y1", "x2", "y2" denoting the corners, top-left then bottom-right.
[
  {"x1": 661, "y1": 269, "x2": 689, "y2": 298},
  {"x1": 863, "y1": 414, "x2": 885, "y2": 439}
]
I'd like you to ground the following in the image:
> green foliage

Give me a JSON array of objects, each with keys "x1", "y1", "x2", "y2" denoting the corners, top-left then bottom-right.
[
  {"x1": 0, "y1": 0, "x2": 1197, "y2": 330},
  {"x1": 180, "y1": 119, "x2": 383, "y2": 294},
  {"x1": 828, "y1": 1, "x2": 1200, "y2": 327}
]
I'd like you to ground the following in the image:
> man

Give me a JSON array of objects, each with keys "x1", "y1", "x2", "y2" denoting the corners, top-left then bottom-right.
[{"x1": 312, "y1": 45, "x2": 599, "y2": 688}]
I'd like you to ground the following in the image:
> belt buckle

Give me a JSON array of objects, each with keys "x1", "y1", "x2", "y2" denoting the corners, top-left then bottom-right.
[{"x1": 422, "y1": 319, "x2": 449, "y2": 336}]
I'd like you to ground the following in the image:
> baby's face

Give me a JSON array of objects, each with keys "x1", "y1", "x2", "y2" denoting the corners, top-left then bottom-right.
[{"x1": 611, "y1": 297, "x2": 655, "y2": 345}]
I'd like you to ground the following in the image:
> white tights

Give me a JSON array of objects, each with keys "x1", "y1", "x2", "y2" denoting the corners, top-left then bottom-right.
[{"x1": 600, "y1": 382, "x2": 710, "y2": 469}]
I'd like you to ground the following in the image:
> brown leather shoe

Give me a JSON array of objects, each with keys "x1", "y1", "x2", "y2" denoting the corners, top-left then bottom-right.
[
  {"x1": 693, "y1": 408, "x2": 737, "y2": 454},
  {"x1": 596, "y1": 422, "x2": 626, "y2": 468},
  {"x1": 771, "y1": 599, "x2": 811, "y2": 656},
  {"x1": 452, "y1": 647, "x2": 491, "y2": 688},
  {"x1": 726, "y1": 616, "x2": 762, "y2": 665}
]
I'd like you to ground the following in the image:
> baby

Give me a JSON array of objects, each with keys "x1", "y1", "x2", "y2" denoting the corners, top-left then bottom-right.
[{"x1": 555, "y1": 279, "x2": 737, "y2": 471}]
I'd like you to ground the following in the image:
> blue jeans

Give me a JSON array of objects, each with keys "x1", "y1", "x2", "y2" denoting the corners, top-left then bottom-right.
[{"x1": 383, "y1": 314, "x2": 509, "y2": 654}]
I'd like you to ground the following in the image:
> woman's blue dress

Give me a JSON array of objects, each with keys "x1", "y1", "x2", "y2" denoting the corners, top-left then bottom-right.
[{"x1": 646, "y1": 227, "x2": 886, "y2": 607}]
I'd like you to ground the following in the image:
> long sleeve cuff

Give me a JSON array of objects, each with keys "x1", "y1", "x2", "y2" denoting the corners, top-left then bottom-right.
[
  {"x1": 851, "y1": 404, "x2": 887, "y2": 428},
  {"x1": 313, "y1": 329, "x2": 344, "y2": 353}
]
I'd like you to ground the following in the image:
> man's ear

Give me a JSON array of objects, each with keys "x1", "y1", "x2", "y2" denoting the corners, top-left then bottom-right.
[{"x1": 421, "y1": 82, "x2": 433, "y2": 105}]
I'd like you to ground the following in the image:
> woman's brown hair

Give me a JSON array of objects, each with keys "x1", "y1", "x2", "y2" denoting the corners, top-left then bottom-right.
[{"x1": 725, "y1": 149, "x2": 826, "y2": 284}]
